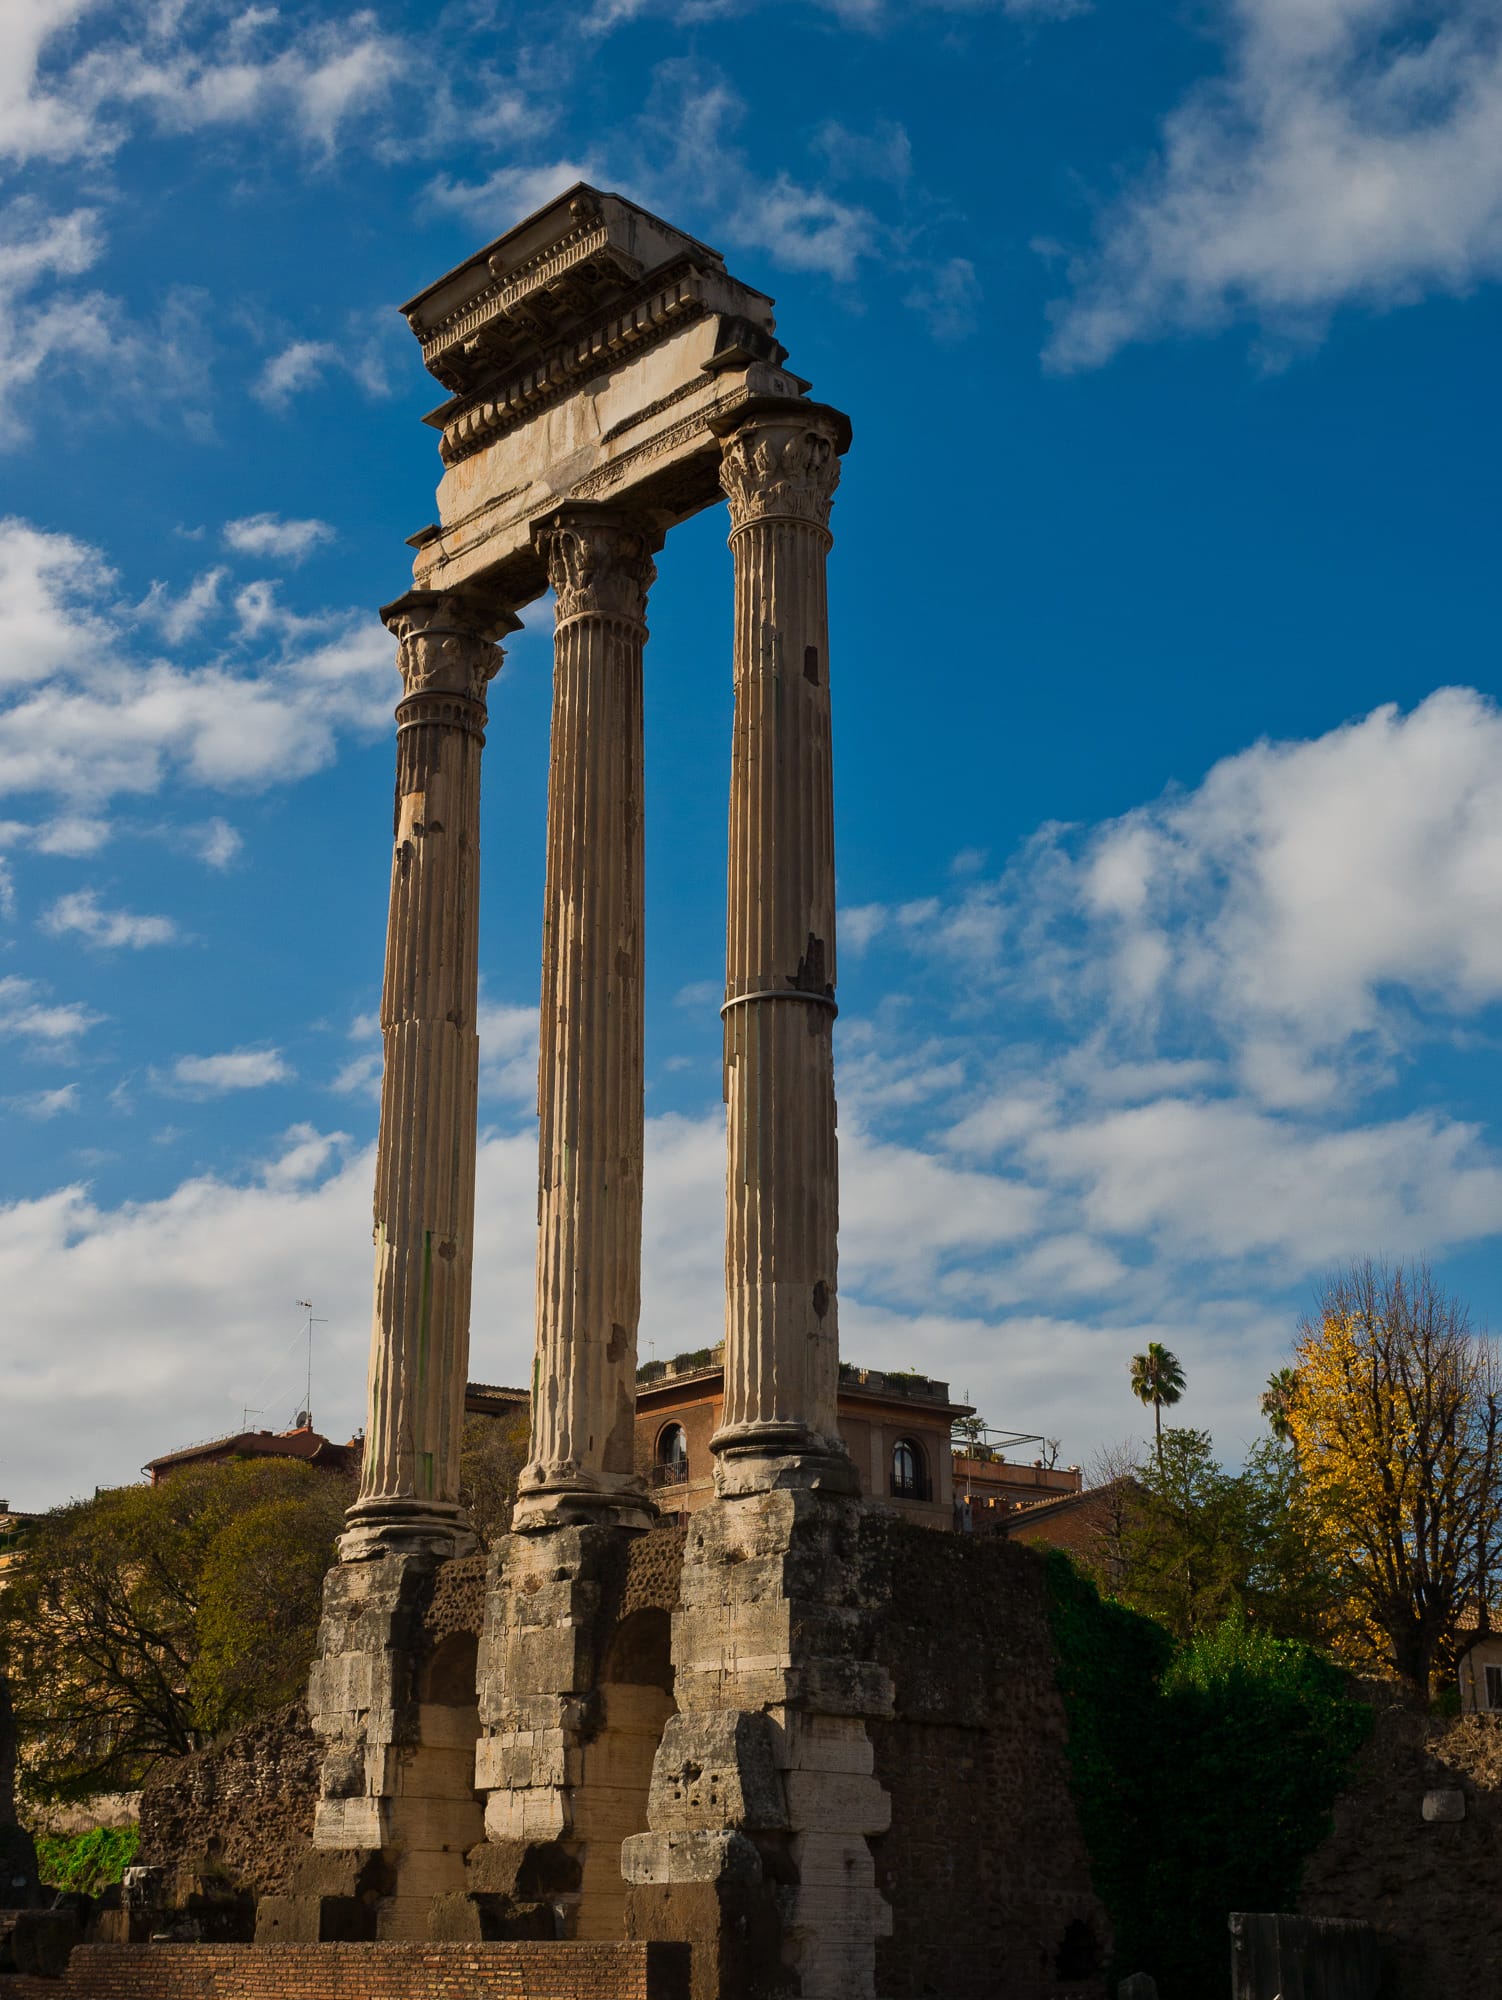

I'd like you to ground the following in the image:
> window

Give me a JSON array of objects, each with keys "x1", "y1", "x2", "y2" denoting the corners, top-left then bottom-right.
[
  {"x1": 653, "y1": 1423, "x2": 689, "y2": 1488},
  {"x1": 1485, "y1": 1665, "x2": 1502, "y2": 1711},
  {"x1": 891, "y1": 1437, "x2": 929, "y2": 1501}
]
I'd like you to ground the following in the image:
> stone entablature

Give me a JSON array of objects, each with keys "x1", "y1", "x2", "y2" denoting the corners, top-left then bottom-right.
[{"x1": 397, "y1": 187, "x2": 805, "y2": 612}]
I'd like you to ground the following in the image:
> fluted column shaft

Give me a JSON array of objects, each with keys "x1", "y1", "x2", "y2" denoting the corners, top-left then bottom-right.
[
  {"x1": 712, "y1": 406, "x2": 854, "y2": 1489},
  {"x1": 343, "y1": 589, "x2": 516, "y2": 1559},
  {"x1": 514, "y1": 507, "x2": 656, "y2": 1533}
]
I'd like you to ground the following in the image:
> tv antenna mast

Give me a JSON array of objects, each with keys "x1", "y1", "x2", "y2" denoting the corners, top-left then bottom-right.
[{"x1": 295, "y1": 1300, "x2": 327, "y2": 1427}]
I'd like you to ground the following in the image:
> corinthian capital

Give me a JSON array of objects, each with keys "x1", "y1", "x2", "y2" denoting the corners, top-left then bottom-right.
[
  {"x1": 718, "y1": 413, "x2": 842, "y2": 533},
  {"x1": 535, "y1": 508, "x2": 657, "y2": 628},
  {"x1": 382, "y1": 590, "x2": 517, "y2": 704}
]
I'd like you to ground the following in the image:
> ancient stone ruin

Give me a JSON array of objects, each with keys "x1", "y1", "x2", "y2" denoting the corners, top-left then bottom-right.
[
  {"x1": 304, "y1": 180, "x2": 890, "y2": 1993},
  {"x1": 73, "y1": 187, "x2": 1110, "y2": 2000}
]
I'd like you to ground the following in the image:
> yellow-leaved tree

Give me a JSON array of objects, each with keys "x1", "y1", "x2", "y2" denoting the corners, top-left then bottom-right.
[{"x1": 1288, "y1": 1260, "x2": 1502, "y2": 1694}]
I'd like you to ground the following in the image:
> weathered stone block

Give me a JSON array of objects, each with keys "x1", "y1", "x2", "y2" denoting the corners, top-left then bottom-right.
[
  {"x1": 484, "y1": 1785, "x2": 571, "y2": 1844},
  {"x1": 648, "y1": 1712, "x2": 788, "y2": 1833},
  {"x1": 623, "y1": 1829, "x2": 765, "y2": 1888},
  {"x1": 253, "y1": 1895, "x2": 322, "y2": 1943},
  {"x1": 782, "y1": 1769, "x2": 889, "y2": 1835},
  {"x1": 313, "y1": 1795, "x2": 385, "y2": 1849}
]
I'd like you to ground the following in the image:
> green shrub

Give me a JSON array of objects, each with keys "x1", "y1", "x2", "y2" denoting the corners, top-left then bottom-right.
[
  {"x1": 1043, "y1": 1552, "x2": 1370, "y2": 1998},
  {"x1": 35, "y1": 1824, "x2": 139, "y2": 1897}
]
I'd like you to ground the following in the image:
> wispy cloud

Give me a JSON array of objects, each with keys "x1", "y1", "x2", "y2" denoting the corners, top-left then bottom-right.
[
  {"x1": 1047, "y1": 0, "x2": 1502, "y2": 369},
  {"x1": 8, "y1": 1081, "x2": 80, "y2": 1119},
  {"x1": 0, "y1": 973, "x2": 102, "y2": 1046},
  {"x1": 42, "y1": 888, "x2": 177, "y2": 948},
  {"x1": 223, "y1": 513, "x2": 335, "y2": 564},
  {"x1": 165, "y1": 1047, "x2": 293, "y2": 1095},
  {"x1": 0, "y1": 518, "x2": 393, "y2": 812}
]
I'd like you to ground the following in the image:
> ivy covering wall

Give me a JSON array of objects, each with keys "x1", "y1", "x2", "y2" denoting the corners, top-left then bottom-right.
[{"x1": 1043, "y1": 1550, "x2": 1370, "y2": 1997}]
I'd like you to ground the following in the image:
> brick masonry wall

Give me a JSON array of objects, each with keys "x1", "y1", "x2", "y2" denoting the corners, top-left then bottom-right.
[
  {"x1": 859, "y1": 1520, "x2": 1110, "y2": 2000},
  {"x1": 136, "y1": 1706, "x2": 321, "y2": 1898},
  {"x1": 20, "y1": 1942, "x2": 689, "y2": 2000},
  {"x1": 424, "y1": 1556, "x2": 486, "y2": 1647},
  {"x1": 621, "y1": 1524, "x2": 687, "y2": 1620}
]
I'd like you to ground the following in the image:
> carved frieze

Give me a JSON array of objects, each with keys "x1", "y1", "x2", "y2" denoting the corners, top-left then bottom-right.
[{"x1": 719, "y1": 416, "x2": 842, "y2": 532}]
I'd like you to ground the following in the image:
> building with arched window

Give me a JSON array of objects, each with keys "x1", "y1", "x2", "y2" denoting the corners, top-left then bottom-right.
[{"x1": 458, "y1": 1362, "x2": 1083, "y2": 1534}]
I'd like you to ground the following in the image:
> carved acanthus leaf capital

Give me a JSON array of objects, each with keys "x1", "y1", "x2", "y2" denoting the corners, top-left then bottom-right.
[
  {"x1": 382, "y1": 591, "x2": 515, "y2": 705},
  {"x1": 536, "y1": 512, "x2": 657, "y2": 628},
  {"x1": 719, "y1": 417, "x2": 841, "y2": 532}
]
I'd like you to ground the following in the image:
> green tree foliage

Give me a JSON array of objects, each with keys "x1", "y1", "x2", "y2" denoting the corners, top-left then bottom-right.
[
  {"x1": 1128, "y1": 1343, "x2": 1185, "y2": 1466},
  {"x1": 459, "y1": 1410, "x2": 530, "y2": 1548},
  {"x1": 35, "y1": 1825, "x2": 139, "y2": 1897},
  {"x1": 1117, "y1": 1428, "x2": 1334, "y2": 1646},
  {"x1": 1260, "y1": 1366, "x2": 1301, "y2": 1448},
  {"x1": 1044, "y1": 1552, "x2": 1370, "y2": 1999},
  {"x1": 0, "y1": 1459, "x2": 350, "y2": 1803},
  {"x1": 192, "y1": 1484, "x2": 350, "y2": 1734}
]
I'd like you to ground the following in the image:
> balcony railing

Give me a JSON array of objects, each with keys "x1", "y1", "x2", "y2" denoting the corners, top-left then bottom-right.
[{"x1": 650, "y1": 1461, "x2": 689, "y2": 1488}]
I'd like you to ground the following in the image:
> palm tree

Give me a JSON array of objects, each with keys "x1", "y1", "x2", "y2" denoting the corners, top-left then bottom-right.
[
  {"x1": 1259, "y1": 1367, "x2": 1301, "y2": 1448},
  {"x1": 1129, "y1": 1343, "x2": 1185, "y2": 1468}
]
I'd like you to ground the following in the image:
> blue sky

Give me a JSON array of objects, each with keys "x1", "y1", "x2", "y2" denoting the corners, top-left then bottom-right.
[{"x1": 3, "y1": 0, "x2": 1502, "y2": 1510}]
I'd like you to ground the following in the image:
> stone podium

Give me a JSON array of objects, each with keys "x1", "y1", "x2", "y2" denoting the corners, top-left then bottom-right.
[{"x1": 306, "y1": 185, "x2": 888, "y2": 1996}]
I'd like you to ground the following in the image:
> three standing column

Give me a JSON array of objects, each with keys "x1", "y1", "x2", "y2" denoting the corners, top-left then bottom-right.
[
  {"x1": 711, "y1": 402, "x2": 855, "y2": 1492},
  {"x1": 514, "y1": 506, "x2": 657, "y2": 1533},
  {"x1": 342, "y1": 588, "x2": 517, "y2": 1559}
]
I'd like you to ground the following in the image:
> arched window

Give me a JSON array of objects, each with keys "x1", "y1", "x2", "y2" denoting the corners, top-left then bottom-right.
[
  {"x1": 891, "y1": 1437, "x2": 928, "y2": 1500},
  {"x1": 654, "y1": 1423, "x2": 689, "y2": 1486}
]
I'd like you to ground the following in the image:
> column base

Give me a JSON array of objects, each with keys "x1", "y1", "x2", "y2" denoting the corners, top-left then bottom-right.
[
  {"x1": 511, "y1": 1467, "x2": 655, "y2": 1535},
  {"x1": 339, "y1": 1498, "x2": 477, "y2": 1564},
  {"x1": 710, "y1": 1425, "x2": 859, "y2": 1499}
]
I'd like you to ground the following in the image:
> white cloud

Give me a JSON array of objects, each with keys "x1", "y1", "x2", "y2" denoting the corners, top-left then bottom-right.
[
  {"x1": 0, "y1": 973, "x2": 101, "y2": 1046},
  {"x1": 1026, "y1": 1097, "x2": 1502, "y2": 1268},
  {"x1": 585, "y1": 0, "x2": 1081, "y2": 29},
  {"x1": 0, "y1": 519, "x2": 394, "y2": 812},
  {"x1": 0, "y1": 813, "x2": 111, "y2": 858},
  {"x1": 8, "y1": 1082, "x2": 80, "y2": 1120},
  {"x1": 1047, "y1": 0, "x2": 1502, "y2": 369},
  {"x1": 136, "y1": 567, "x2": 225, "y2": 644},
  {"x1": 186, "y1": 816, "x2": 242, "y2": 869},
  {"x1": 42, "y1": 888, "x2": 177, "y2": 948},
  {"x1": 251, "y1": 327, "x2": 395, "y2": 411},
  {"x1": 253, "y1": 342, "x2": 338, "y2": 409},
  {"x1": 478, "y1": 999, "x2": 540, "y2": 1104},
  {"x1": 866, "y1": 689, "x2": 1502, "y2": 1108},
  {"x1": 728, "y1": 173, "x2": 875, "y2": 282},
  {"x1": 223, "y1": 514, "x2": 335, "y2": 564},
  {"x1": 260, "y1": 1121, "x2": 349, "y2": 1190},
  {"x1": 426, "y1": 160, "x2": 597, "y2": 231},
  {"x1": 166, "y1": 1048, "x2": 293, "y2": 1095},
  {"x1": 0, "y1": 512, "x2": 111, "y2": 685},
  {"x1": 0, "y1": 1, "x2": 103, "y2": 165},
  {"x1": 8, "y1": 5, "x2": 408, "y2": 167}
]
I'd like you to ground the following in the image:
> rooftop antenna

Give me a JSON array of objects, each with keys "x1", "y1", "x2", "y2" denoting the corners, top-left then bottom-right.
[
  {"x1": 295, "y1": 1300, "x2": 327, "y2": 1428},
  {"x1": 241, "y1": 1405, "x2": 262, "y2": 1432}
]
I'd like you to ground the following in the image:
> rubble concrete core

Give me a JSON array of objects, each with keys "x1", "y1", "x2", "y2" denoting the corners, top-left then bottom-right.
[{"x1": 302, "y1": 181, "x2": 948, "y2": 2000}]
